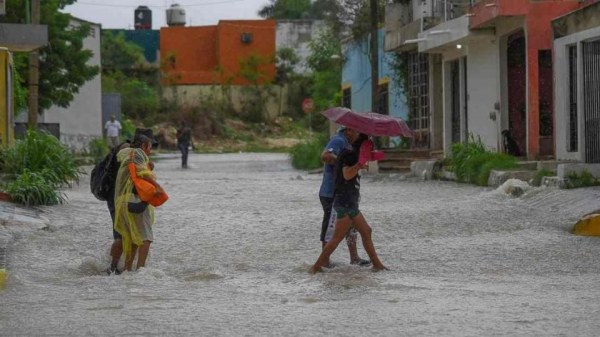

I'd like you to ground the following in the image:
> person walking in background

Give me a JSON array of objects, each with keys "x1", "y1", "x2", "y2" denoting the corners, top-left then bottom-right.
[
  {"x1": 104, "y1": 115, "x2": 122, "y2": 150},
  {"x1": 311, "y1": 132, "x2": 387, "y2": 274},
  {"x1": 176, "y1": 121, "x2": 192, "y2": 168},
  {"x1": 318, "y1": 126, "x2": 369, "y2": 267}
]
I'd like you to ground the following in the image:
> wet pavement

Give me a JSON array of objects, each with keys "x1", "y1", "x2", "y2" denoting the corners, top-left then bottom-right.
[{"x1": 1, "y1": 152, "x2": 600, "y2": 336}]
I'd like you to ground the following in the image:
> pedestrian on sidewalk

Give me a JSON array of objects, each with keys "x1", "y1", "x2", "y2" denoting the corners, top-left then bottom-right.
[
  {"x1": 311, "y1": 131, "x2": 387, "y2": 274},
  {"x1": 176, "y1": 121, "x2": 192, "y2": 168},
  {"x1": 114, "y1": 133, "x2": 164, "y2": 271},
  {"x1": 104, "y1": 115, "x2": 122, "y2": 150},
  {"x1": 318, "y1": 126, "x2": 369, "y2": 267}
]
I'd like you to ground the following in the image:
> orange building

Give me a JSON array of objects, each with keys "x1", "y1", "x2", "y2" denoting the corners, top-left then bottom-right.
[{"x1": 160, "y1": 20, "x2": 276, "y2": 86}]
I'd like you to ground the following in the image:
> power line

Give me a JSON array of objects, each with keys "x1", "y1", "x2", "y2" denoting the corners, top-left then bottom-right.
[{"x1": 75, "y1": 0, "x2": 243, "y2": 8}]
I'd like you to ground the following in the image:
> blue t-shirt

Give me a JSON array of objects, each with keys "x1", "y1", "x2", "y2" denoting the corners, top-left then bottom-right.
[{"x1": 319, "y1": 131, "x2": 350, "y2": 198}]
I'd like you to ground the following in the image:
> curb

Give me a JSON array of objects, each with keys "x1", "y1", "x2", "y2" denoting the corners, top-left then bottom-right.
[
  {"x1": 0, "y1": 201, "x2": 49, "y2": 290},
  {"x1": 0, "y1": 232, "x2": 9, "y2": 290}
]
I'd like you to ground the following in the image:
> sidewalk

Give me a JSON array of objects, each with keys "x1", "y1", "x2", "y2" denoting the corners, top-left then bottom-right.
[{"x1": 0, "y1": 201, "x2": 49, "y2": 289}]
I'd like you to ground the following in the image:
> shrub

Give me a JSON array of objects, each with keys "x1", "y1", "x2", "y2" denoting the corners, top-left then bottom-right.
[
  {"x1": 450, "y1": 134, "x2": 518, "y2": 186},
  {"x1": 0, "y1": 129, "x2": 80, "y2": 206},
  {"x1": 88, "y1": 138, "x2": 109, "y2": 163},
  {"x1": 289, "y1": 133, "x2": 327, "y2": 170},
  {"x1": 1, "y1": 129, "x2": 81, "y2": 186},
  {"x1": 121, "y1": 118, "x2": 136, "y2": 142},
  {"x1": 6, "y1": 169, "x2": 65, "y2": 206},
  {"x1": 564, "y1": 170, "x2": 600, "y2": 189}
]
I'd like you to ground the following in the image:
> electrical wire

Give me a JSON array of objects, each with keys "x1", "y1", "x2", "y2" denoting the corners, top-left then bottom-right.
[{"x1": 75, "y1": 0, "x2": 243, "y2": 8}]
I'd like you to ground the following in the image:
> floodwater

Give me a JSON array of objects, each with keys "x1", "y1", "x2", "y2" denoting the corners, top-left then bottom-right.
[{"x1": 1, "y1": 153, "x2": 600, "y2": 336}]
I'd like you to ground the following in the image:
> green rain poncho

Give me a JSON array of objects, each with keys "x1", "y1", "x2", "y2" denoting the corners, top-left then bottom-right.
[{"x1": 114, "y1": 147, "x2": 155, "y2": 257}]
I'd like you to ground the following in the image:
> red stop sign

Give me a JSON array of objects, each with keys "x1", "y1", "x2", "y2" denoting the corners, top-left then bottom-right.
[{"x1": 302, "y1": 98, "x2": 314, "y2": 113}]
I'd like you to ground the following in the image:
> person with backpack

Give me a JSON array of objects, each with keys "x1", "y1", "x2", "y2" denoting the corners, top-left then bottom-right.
[
  {"x1": 310, "y1": 131, "x2": 387, "y2": 274},
  {"x1": 91, "y1": 128, "x2": 158, "y2": 275},
  {"x1": 114, "y1": 133, "x2": 165, "y2": 271}
]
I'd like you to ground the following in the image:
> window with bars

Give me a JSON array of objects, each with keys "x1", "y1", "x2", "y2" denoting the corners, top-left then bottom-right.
[
  {"x1": 568, "y1": 45, "x2": 578, "y2": 152},
  {"x1": 407, "y1": 52, "x2": 430, "y2": 132}
]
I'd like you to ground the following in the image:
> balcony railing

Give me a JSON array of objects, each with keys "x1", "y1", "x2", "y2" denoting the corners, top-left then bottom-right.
[{"x1": 432, "y1": 0, "x2": 476, "y2": 21}]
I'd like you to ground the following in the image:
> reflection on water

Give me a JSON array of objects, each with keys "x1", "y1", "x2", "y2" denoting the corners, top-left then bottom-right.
[{"x1": 1, "y1": 153, "x2": 600, "y2": 336}]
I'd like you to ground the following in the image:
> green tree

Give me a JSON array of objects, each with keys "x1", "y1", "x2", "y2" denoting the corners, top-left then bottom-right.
[
  {"x1": 258, "y1": 0, "x2": 312, "y2": 19},
  {"x1": 306, "y1": 28, "x2": 342, "y2": 130},
  {"x1": 6, "y1": 0, "x2": 100, "y2": 112},
  {"x1": 238, "y1": 54, "x2": 275, "y2": 123},
  {"x1": 275, "y1": 47, "x2": 300, "y2": 117},
  {"x1": 102, "y1": 71, "x2": 158, "y2": 121},
  {"x1": 101, "y1": 31, "x2": 145, "y2": 73}
]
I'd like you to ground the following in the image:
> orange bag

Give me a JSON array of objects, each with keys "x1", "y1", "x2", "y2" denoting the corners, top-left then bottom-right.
[{"x1": 128, "y1": 163, "x2": 169, "y2": 207}]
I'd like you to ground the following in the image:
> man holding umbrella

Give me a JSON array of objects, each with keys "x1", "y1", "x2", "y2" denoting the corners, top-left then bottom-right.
[{"x1": 318, "y1": 126, "x2": 370, "y2": 267}]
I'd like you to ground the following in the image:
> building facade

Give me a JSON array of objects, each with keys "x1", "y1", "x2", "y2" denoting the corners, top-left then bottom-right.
[
  {"x1": 342, "y1": 29, "x2": 409, "y2": 127},
  {"x1": 38, "y1": 18, "x2": 102, "y2": 153},
  {"x1": 553, "y1": 1, "x2": 600, "y2": 163},
  {"x1": 276, "y1": 20, "x2": 326, "y2": 74},
  {"x1": 386, "y1": 0, "x2": 589, "y2": 159},
  {"x1": 160, "y1": 20, "x2": 276, "y2": 86}
]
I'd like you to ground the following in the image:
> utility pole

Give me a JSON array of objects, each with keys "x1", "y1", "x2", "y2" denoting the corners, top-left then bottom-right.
[
  {"x1": 28, "y1": 0, "x2": 40, "y2": 128},
  {"x1": 370, "y1": 0, "x2": 379, "y2": 113}
]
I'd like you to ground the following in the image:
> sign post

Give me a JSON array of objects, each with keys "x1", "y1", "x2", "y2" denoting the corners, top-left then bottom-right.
[{"x1": 302, "y1": 98, "x2": 315, "y2": 137}]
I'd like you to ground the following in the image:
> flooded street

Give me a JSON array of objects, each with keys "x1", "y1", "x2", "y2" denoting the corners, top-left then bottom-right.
[{"x1": 1, "y1": 152, "x2": 600, "y2": 336}]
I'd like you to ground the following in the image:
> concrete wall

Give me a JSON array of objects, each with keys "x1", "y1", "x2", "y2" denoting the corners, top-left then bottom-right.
[
  {"x1": 341, "y1": 29, "x2": 408, "y2": 120},
  {"x1": 276, "y1": 20, "x2": 325, "y2": 74},
  {"x1": 554, "y1": 25, "x2": 600, "y2": 162},
  {"x1": 435, "y1": 16, "x2": 523, "y2": 154},
  {"x1": 162, "y1": 84, "x2": 286, "y2": 120},
  {"x1": 40, "y1": 19, "x2": 102, "y2": 153},
  {"x1": 161, "y1": 20, "x2": 276, "y2": 86}
]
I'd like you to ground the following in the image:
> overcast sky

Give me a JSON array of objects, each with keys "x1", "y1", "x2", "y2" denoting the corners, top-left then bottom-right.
[{"x1": 63, "y1": 0, "x2": 269, "y2": 29}]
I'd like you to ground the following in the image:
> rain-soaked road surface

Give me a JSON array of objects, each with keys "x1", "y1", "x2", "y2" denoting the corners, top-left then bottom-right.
[{"x1": 1, "y1": 153, "x2": 600, "y2": 336}]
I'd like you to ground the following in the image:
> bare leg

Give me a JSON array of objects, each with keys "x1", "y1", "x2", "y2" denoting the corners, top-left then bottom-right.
[
  {"x1": 110, "y1": 239, "x2": 122, "y2": 268},
  {"x1": 124, "y1": 244, "x2": 138, "y2": 271},
  {"x1": 321, "y1": 242, "x2": 330, "y2": 267},
  {"x1": 136, "y1": 241, "x2": 152, "y2": 269},
  {"x1": 346, "y1": 232, "x2": 360, "y2": 263},
  {"x1": 352, "y1": 213, "x2": 386, "y2": 270},
  {"x1": 311, "y1": 216, "x2": 353, "y2": 274}
]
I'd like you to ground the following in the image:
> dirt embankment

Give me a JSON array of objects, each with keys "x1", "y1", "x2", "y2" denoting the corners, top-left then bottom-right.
[{"x1": 153, "y1": 117, "x2": 305, "y2": 153}]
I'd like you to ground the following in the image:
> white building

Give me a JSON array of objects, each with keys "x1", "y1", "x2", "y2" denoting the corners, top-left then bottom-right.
[
  {"x1": 553, "y1": 2, "x2": 600, "y2": 163},
  {"x1": 276, "y1": 20, "x2": 326, "y2": 74},
  {"x1": 17, "y1": 17, "x2": 103, "y2": 153}
]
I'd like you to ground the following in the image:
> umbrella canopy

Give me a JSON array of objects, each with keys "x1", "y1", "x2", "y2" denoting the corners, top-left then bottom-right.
[{"x1": 322, "y1": 107, "x2": 414, "y2": 137}]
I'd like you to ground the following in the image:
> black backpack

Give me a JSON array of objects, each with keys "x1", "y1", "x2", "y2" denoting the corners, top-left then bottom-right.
[{"x1": 90, "y1": 145, "x2": 123, "y2": 201}]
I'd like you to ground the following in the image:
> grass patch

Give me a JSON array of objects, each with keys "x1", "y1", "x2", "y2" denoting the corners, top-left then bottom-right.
[{"x1": 564, "y1": 170, "x2": 600, "y2": 189}]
